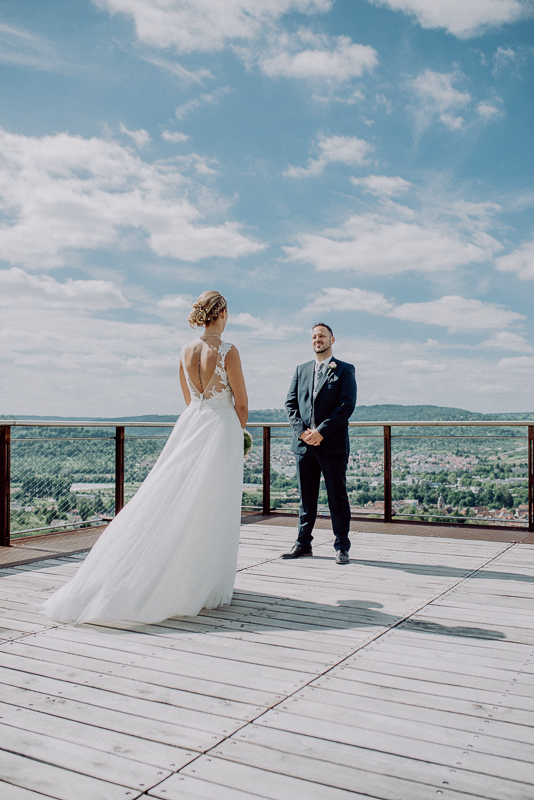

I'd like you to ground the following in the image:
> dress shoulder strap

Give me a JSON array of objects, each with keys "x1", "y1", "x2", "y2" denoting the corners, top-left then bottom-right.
[{"x1": 218, "y1": 341, "x2": 233, "y2": 368}]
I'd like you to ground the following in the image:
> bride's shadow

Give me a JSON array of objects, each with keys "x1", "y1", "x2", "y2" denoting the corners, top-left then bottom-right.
[{"x1": 106, "y1": 590, "x2": 506, "y2": 642}]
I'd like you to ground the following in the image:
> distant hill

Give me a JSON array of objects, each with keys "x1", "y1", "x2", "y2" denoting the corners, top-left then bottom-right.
[
  {"x1": 250, "y1": 405, "x2": 534, "y2": 423},
  {"x1": 3, "y1": 405, "x2": 533, "y2": 425},
  {"x1": 352, "y1": 405, "x2": 534, "y2": 422}
]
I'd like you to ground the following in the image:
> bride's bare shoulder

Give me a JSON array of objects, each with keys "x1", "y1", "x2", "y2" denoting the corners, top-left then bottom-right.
[
  {"x1": 182, "y1": 338, "x2": 203, "y2": 356},
  {"x1": 224, "y1": 344, "x2": 242, "y2": 363}
]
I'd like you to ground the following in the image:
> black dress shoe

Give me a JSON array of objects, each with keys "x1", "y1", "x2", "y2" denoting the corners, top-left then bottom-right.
[
  {"x1": 335, "y1": 550, "x2": 349, "y2": 565},
  {"x1": 281, "y1": 544, "x2": 313, "y2": 559}
]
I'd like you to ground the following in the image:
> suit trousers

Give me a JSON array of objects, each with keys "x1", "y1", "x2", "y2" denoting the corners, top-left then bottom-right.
[{"x1": 295, "y1": 448, "x2": 351, "y2": 551}]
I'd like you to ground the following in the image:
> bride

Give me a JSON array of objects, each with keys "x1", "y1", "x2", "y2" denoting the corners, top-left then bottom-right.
[{"x1": 41, "y1": 291, "x2": 248, "y2": 624}]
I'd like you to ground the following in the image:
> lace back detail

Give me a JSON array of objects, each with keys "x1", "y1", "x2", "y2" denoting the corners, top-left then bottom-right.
[{"x1": 182, "y1": 341, "x2": 233, "y2": 404}]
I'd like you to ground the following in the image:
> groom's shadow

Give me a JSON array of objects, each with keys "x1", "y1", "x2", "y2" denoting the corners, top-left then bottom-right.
[
  {"x1": 104, "y1": 590, "x2": 506, "y2": 641},
  {"x1": 310, "y1": 554, "x2": 534, "y2": 582}
]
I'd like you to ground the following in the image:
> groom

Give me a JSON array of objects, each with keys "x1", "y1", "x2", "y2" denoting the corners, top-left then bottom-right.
[{"x1": 283, "y1": 323, "x2": 357, "y2": 564}]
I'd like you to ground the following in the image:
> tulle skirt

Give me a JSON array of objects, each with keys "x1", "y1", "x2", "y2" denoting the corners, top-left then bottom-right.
[{"x1": 40, "y1": 398, "x2": 243, "y2": 624}]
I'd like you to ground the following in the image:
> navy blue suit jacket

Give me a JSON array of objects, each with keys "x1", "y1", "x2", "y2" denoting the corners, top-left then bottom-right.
[{"x1": 285, "y1": 358, "x2": 357, "y2": 456}]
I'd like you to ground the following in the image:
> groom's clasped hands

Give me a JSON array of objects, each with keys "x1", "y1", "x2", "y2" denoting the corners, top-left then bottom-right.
[{"x1": 300, "y1": 428, "x2": 323, "y2": 446}]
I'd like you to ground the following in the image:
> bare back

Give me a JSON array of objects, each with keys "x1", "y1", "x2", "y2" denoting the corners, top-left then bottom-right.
[
  {"x1": 182, "y1": 338, "x2": 223, "y2": 398},
  {"x1": 180, "y1": 338, "x2": 248, "y2": 428}
]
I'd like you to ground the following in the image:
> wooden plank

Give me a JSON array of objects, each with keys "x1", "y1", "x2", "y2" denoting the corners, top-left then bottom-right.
[
  {"x1": 313, "y1": 675, "x2": 534, "y2": 728},
  {"x1": 0, "y1": 783, "x2": 52, "y2": 800},
  {"x1": 0, "y1": 723, "x2": 172, "y2": 789},
  {"x1": 2, "y1": 638, "x2": 283, "y2": 707},
  {"x1": 0, "y1": 751, "x2": 142, "y2": 800},
  {"x1": 157, "y1": 615, "x2": 353, "y2": 655},
  {"x1": 382, "y1": 629, "x2": 534, "y2": 660},
  {"x1": 256, "y1": 711, "x2": 534, "y2": 792},
  {"x1": 414, "y1": 602, "x2": 534, "y2": 626},
  {"x1": 366, "y1": 640, "x2": 534, "y2": 674},
  {"x1": 333, "y1": 663, "x2": 534, "y2": 712},
  {"x1": 232, "y1": 722, "x2": 532, "y2": 799},
  {"x1": 158, "y1": 756, "x2": 372, "y2": 800},
  {"x1": 43, "y1": 627, "x2": 314, "y2": 692},
  {"x1": 0, "y1": 666, "x2": 247, "y2": 736},
  {"x1": 344, "y1": 653, "x2": 534, "y2": 692},
  {"x1": 402, "y1": 615, "x2": 534, "y2": 645},
  {"x1": 0, "y1": 700, "x2": 196, "y2": 770},
  {"x1": 102, "y1": 625, "x2": 340, "y2": 671},
  {"x1": 211, "y1": 737, "x2": 490, "y2": 800},
  {"x1": 0, "y1": 684, "x2": 229, "y2": 751},
  {"x1": 269, "y1": 696, "x2": 534, "y2": 781},
  {"x1": 296, "y1": 685, "x2": 534, "y2": 752},
  {"x1": 148, "y1": 773, "x2": 270, "y2": 799},
  {"x1": 0, "y1": 650, "x2": 265, "y2": 721}
]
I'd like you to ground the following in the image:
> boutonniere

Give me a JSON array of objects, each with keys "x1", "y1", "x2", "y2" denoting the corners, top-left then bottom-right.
[{"x1": 327, "y1": 361, "x2": 337, "y2": 372}]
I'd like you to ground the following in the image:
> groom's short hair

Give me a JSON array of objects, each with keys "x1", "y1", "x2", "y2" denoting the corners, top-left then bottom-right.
[{"x1": 312, "y1": 322, "x2": 333, "y2": 336}]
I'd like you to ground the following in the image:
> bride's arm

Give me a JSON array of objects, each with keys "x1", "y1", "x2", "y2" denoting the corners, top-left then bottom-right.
[
  {"x1": 179, "y1": 361, "x2": 191, "y2": 406},
  {"x1": 226, "y1": 346, "x2": 248, "y2": 428}
]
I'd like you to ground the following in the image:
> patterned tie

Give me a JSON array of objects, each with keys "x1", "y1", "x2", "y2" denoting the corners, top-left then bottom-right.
[{"x1": 314, "y1": 361, "x2": 325, "y2": 396}]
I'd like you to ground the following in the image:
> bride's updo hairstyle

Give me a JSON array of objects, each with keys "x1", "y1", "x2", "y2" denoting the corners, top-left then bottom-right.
[{"x1": 187, "y1": 291, "x2": 227, "y2": 329}]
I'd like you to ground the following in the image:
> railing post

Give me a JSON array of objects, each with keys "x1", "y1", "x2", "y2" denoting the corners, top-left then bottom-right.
[
  {"x1": 262, "y1": 425, "x2": 271, "y2": 516},
  {"x1": 115, "y1": 426, "x2": 125, "y2": 516},
  {"x1": 383, "y1": 425, "x2": 392, "y2": 523},
  {"x1": 528, "y1": 426, "x2": 534, "y2": 533},
  {"x1": 0, "y1": 425, "x2": 11, "y2": 547}
]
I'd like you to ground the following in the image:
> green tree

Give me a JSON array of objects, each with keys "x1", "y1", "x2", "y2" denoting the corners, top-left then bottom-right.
[{"x1": 77, "y1": 499, "x2": 94, "y2": 521}]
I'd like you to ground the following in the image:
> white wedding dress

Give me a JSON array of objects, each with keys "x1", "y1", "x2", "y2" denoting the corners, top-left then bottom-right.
[{"x1": 41, "y1": 341, "x2": 243, "y2": 625}]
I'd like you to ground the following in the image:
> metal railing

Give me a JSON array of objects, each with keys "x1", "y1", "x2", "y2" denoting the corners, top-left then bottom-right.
[{"x1": 1, "y1": 418, "x2": 533, "y2": 547}]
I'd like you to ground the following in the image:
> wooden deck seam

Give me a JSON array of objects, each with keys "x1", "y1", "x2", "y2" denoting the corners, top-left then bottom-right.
[{"x1": 162, "y1": 539, "x2": 521, "y2": 796}]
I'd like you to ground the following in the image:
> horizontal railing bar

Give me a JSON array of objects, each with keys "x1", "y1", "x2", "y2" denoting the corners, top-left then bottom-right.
[
  {"x1": 11, "y1": 519, "x2": 106, "y2": 535},
  {"x1": 4, "y1": 420, "x2": 176, "y2": 428},
  {"x1": 12, "y1": 437, "x2": 116, "y2": 443},
  {"x1": 391, "y1": 436, "x2": 526, "y2": 440},
  {"x1": 124, "y1": 436, "x2": 171, "y2": 441},
  {"x1": 4, "y1": 419, "x2": 534, "y2": 429}
]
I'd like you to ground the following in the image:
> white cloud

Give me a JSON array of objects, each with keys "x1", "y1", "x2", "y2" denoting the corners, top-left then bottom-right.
[
  {"x1": 0, "y1": 22, "x2": 66, "y2": 71},
  {"x1": 285, "y1": 133, "x2": 373, "y2": 178},
  {"x1": 476, "y1": 101, "x2": 502, "y2": 119},
  {"x1": 0, "y1": 127, "x2": 264, "y2": 268},
  {"x1": 439, "y1": 113, "x2": 466, "y2": 130},
  {"x1": 492, "y1": 45, "x2": 519, "y2": 74},
  {"x1": 497, "y1": 355, "x2": 534, "y2": 374},
  {"x1": 496, "y1": 241, "x2": 534, "y2": 280},
  {"x1": 140, "y1": 54, "x2": 213, "y2": 85},
  {"x1": 410, "y1": 69, "x2": 471, "y2": 129},
  {"x1": 366, "y1": 0, "x2": 532, "y2": 38},
  {"x1": 390, "y1": 295, "x2": 524, "y2": 332},
  {"x1": 259, "y1": 30, "x2": 378, "y2": 82},
  {"x1": 174, "y1": 87, "x2": 232, "y2": 119},
  {"x1": 284, "y1": 210, "x2": 501, "y2": 274},
  {"x1": 161, "y1": 130, "x2": 190, "y2": 143},
  {"x1": 229, "y1": 312, "x2": 300, "y2": 340},
  {"x1": 0, "y1": 267, "x2": 129, "y2": 310},
  {"x1": 481, "y1": 331, "x2": 533, "y2": 351},
  {"x1": 95, "y1": 0, "x2": 332, "y2": 53},
  {"x1": 399, "y1": 359, "x2": 446, "y2": 372},
  {"x1": 301, "y1": 287, "x2": 524, "y2": 334},
  {"x1": 351, "y1": 175, "x2": 411, "y2": 196},
  {"x1": 304, "y1": 287, "x2": 393, "y2": 315},
  {"x1": 119, "y1": 123, "x2": 151, "y2": 148},
  {"x1": 157, "y1": 293, "x2": 194, "y2": 310},
  {"x1": 338, "y1": 336, "x2": 534, "y2": 412},
  {"x1": 0, "y1": 301, "x2": 190, "y2": 415}
]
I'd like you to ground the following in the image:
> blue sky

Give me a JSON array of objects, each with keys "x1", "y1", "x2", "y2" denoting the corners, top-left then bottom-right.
[{"x1": 1, "y1": 0, "x2": 533, "y2": 416}]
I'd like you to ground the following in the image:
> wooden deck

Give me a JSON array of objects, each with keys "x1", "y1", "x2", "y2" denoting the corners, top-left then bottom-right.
[{"x1": 0, "y1": 524, "x2": 533, "y2": 799}]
